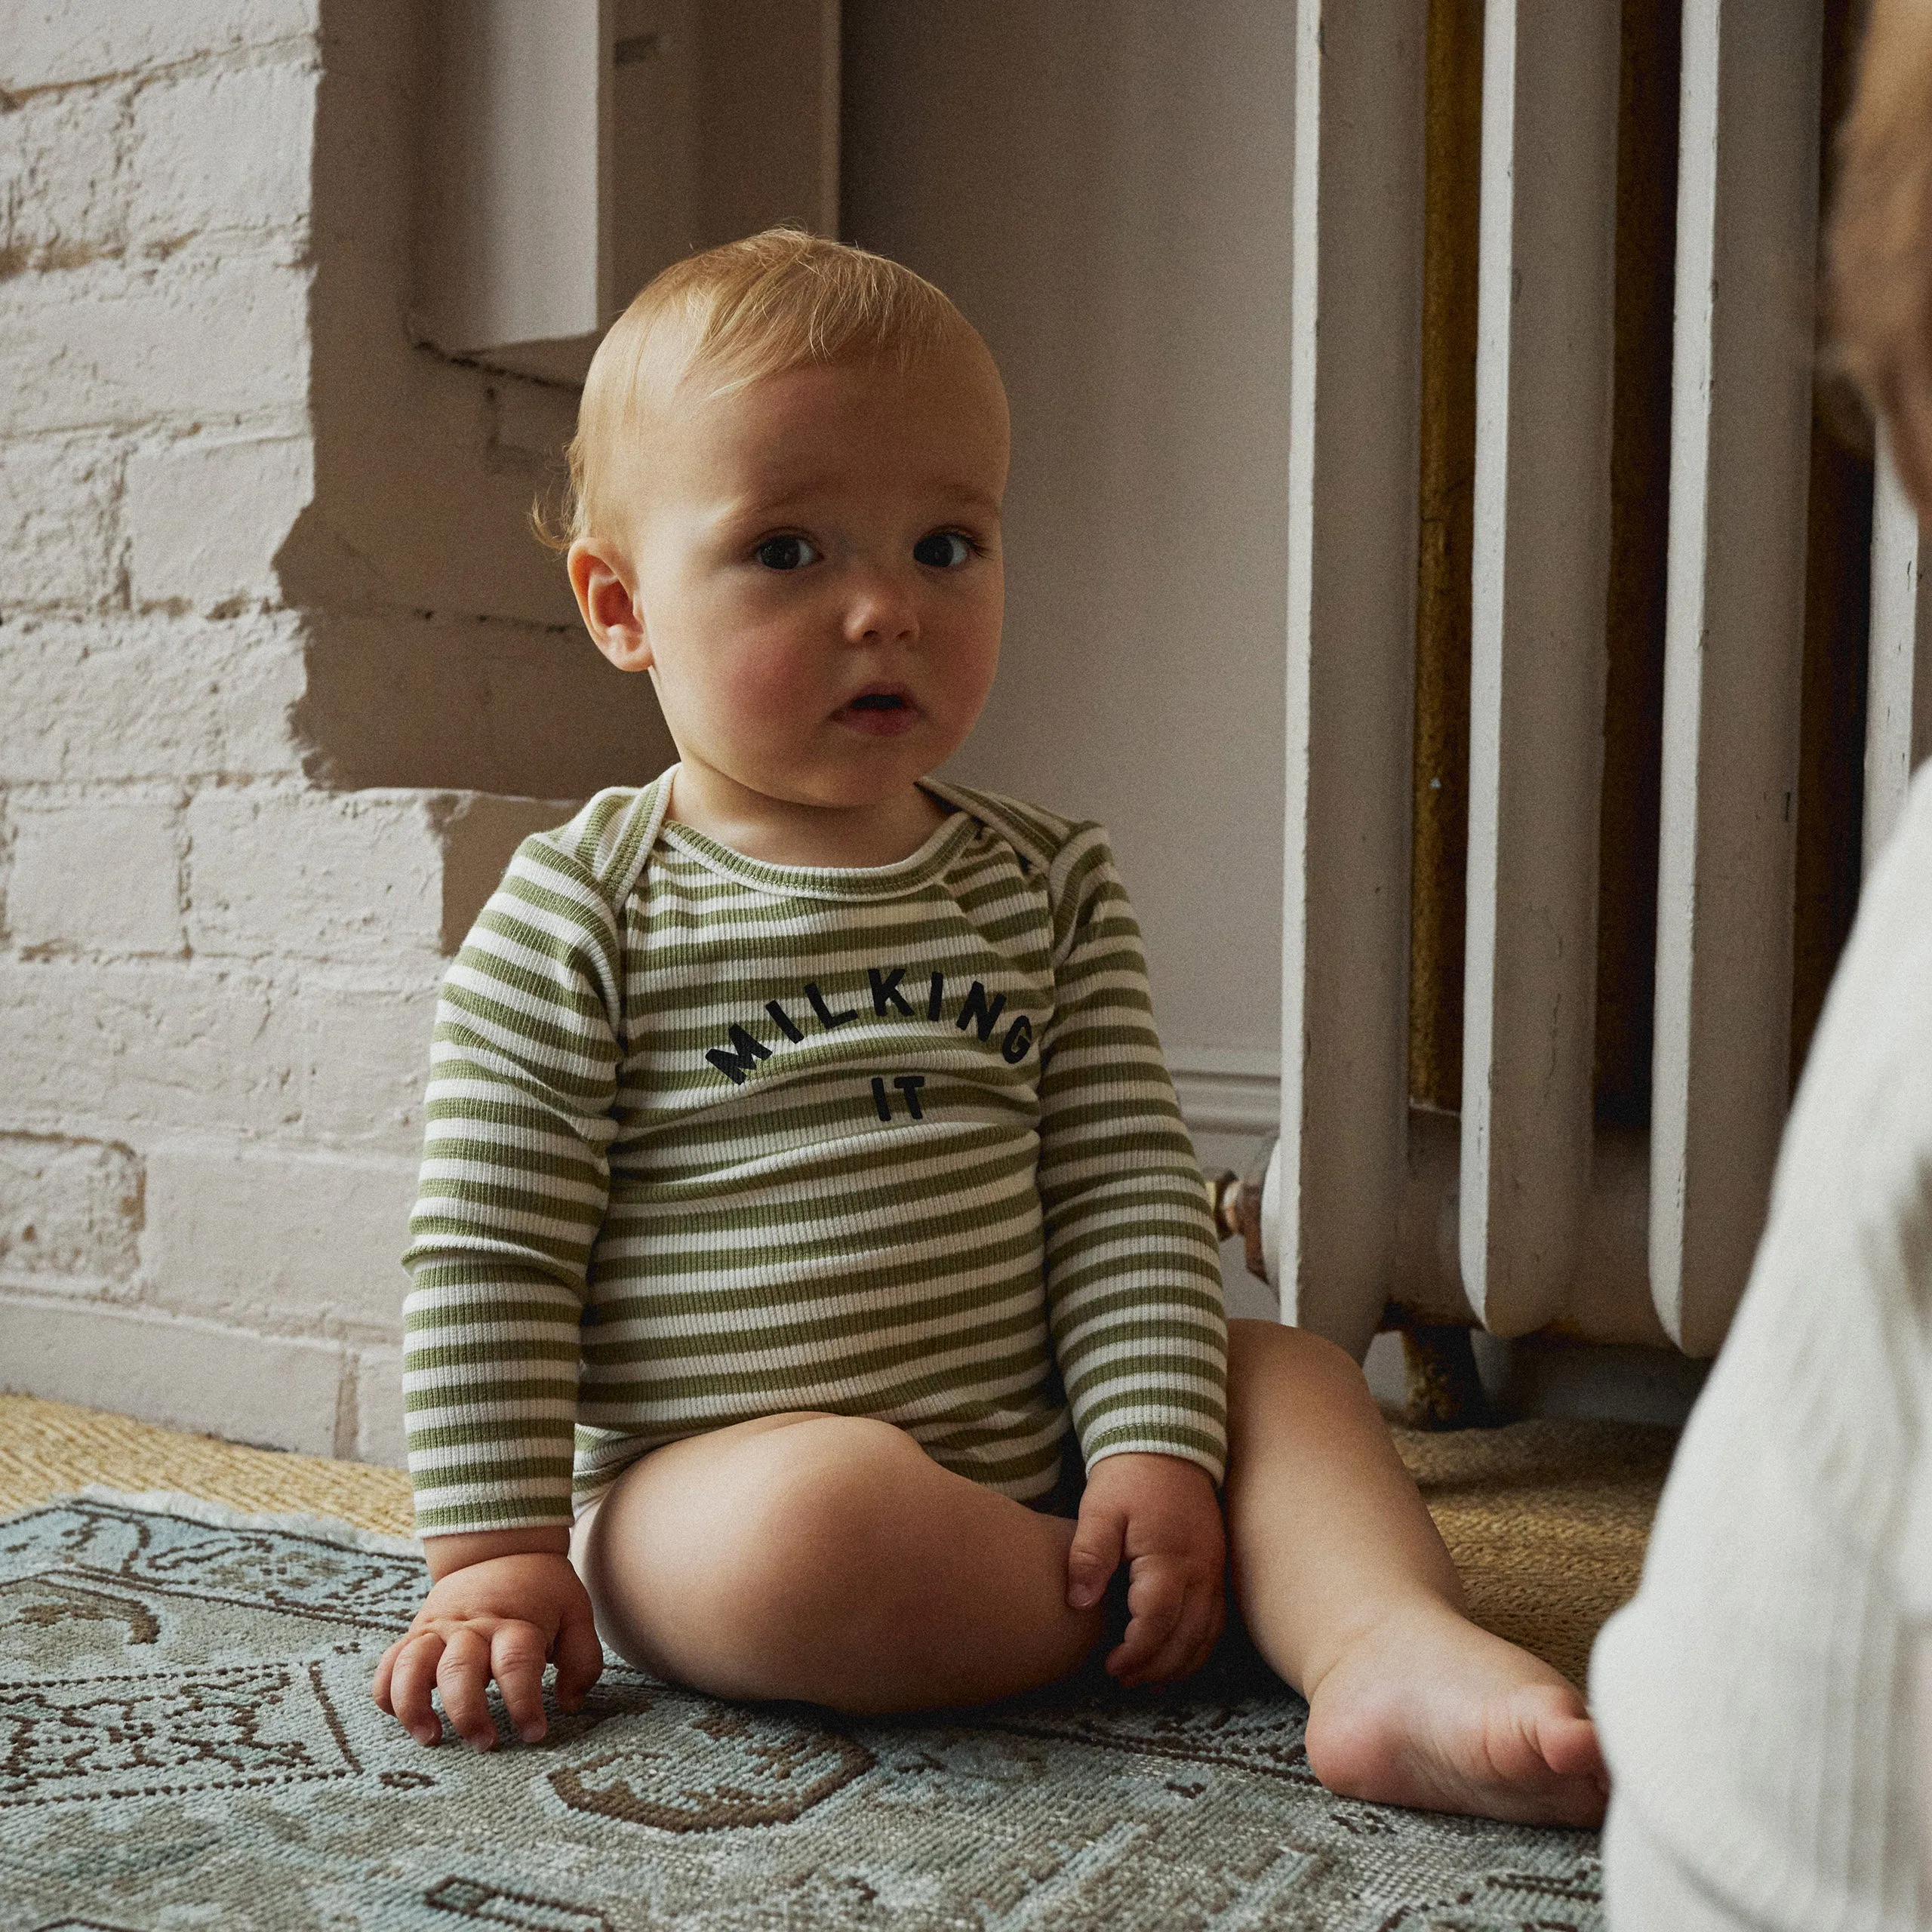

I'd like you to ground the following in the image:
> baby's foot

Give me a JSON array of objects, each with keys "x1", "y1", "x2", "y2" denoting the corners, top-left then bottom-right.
[{"x1": 1302, "y1": 1597, "x2": 1607, "y2": 1826}]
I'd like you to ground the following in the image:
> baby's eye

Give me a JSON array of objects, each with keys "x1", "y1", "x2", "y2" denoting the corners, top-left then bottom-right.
[
  {"x1": 912, "y1": 531, "x2": 974, "y2": 569},
  {"x1": 754, "y1": 535, "x2": 819, "y2": 571}
]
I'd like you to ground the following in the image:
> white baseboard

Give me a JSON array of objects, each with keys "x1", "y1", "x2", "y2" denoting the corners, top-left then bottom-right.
[{"x1": 1164, "y1": 1046, "x2": 1280, "y2": 1137}]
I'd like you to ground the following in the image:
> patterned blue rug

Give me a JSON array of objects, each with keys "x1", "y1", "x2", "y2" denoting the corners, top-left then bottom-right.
[{"x1": 0, "y1": 1492, "x2": 1601, "y2": 1930}]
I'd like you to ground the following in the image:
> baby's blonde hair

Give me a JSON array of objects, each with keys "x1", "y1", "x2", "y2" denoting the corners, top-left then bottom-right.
[
  {"x1": 1826, "y1": 0, "x2": 1932, "y2": 429},
  {"x1": 538, "y1": 228, "x2": 982, "y2": 549}
]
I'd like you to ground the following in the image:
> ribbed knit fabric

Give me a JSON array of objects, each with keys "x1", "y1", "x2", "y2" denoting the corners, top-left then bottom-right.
[
  {"x1": 401, "y1": 772, "x2": 1229, "y2": 1535},
  {"x1": 1590, "y1": 765, "x2": 1932, "y2": 1930}
]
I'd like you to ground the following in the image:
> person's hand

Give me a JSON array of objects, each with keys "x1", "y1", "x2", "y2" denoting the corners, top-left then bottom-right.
[
  {"x1": 373, "y1": 1546, "x2": 603, "y2": 1751},
  {"x1": 1065, "y1": 1451, "x2": 1226, "y2": 1686}
]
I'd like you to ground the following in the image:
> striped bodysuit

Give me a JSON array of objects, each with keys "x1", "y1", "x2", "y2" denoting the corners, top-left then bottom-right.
[{"x1": 401, "y1": 772, "x2": 1229, "y2": 1535}]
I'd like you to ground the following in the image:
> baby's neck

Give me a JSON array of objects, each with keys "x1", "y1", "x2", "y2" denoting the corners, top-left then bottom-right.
[{"x1": 666, "y1": 767, "x2": 951, "y2": 870}]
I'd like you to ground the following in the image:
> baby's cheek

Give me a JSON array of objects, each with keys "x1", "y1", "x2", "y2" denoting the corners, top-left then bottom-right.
[{"x1": 718, "y1": 645, "x2": 826, "y2": 729}]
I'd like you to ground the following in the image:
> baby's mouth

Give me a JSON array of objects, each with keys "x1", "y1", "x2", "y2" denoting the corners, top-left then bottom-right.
[{"x1": 835, "y1": 689, "x2": 920, "y2": 735}]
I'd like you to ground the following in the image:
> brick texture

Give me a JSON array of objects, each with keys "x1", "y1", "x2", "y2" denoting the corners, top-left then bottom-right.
[
  {"x1": 0, "y1": 1133, "x2": 143, "y2": 1289},
  {"x1": 142, "y1": 1139, "x2": 417, "y2": 1334},
  {"x1": 0, "y1": 614, "x2": 309, "y2": 786},
  {"x1": 2, "y1": 3, "x2": 321, "y2": 96},
  {"x1": 0, "y1": 2, "x2": 673, "y2": 1468},
  {"x1": 125, "y1": 434, "x2": 313, "y2": 612},
  {"x1": 9, "y1": 792, "x2": 182, "y2": 955},
  {"x1": 0, "y1": 1291, "x2": 347, "y2": 1457},
  {"x1": 0, "y1": 435, "x2": 124, "y2": 612},
  {"x1": 352, "y1": 1344, "x2": 408, "y2": 1468}
]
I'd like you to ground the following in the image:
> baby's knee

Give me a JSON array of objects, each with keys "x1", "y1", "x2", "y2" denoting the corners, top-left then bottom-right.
[
  {"x1": 728, "y1": 1416, "x2": 933, "y2": 1625},
  {"x1": 1227, "y1": 1315, "x2": 1362, "y2": 1392},
  {"x1": 575, "y1": 1415, "x2": 940, "y2": 1702}
]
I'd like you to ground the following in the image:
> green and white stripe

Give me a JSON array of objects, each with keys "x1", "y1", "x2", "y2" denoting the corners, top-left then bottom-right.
[{"x1": 402, "y1": 773, "x2": 1228, "y2": 1534}]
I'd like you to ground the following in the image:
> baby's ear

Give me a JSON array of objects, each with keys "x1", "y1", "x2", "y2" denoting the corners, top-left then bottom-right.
[{"x1": 568, "y1": 539, "x2": 653, "y2": 672}]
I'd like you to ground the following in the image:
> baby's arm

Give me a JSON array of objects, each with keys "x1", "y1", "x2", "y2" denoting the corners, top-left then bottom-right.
[
  {"x1": 382, "y1": 815, "x2": 634, "y2": 1747},
  {"x1": 1066, "y1": 1451, "x2": 1226, "y2": 1685},
  {"x1": 374, "y1": 1531, "x2": 603, "y2": 1750},
  {"x1": 1030, "y1": 824, "x2": 1231, "y2": 1683}
]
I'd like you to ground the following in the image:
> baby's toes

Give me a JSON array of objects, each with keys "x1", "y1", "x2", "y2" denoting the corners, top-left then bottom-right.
[
  {"x1": 1487, "y1": 1694, "x2": 1606, "y2": 1826},
  {"x1": 1533, "y1": 1700, "x2": 1607, "y2": 1785}
]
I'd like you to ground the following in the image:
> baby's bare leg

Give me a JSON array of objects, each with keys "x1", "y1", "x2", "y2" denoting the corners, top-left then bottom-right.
[
  {"x1": 572, "y1": 1413, "x2": 1103, "y2": 1713},
  {"x1": 1224, "y1": 1318, "x2": 1607, "y2": 1826}
]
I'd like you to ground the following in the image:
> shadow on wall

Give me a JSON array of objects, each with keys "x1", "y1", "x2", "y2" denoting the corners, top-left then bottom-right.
[
  {"x1": 287, "y1": 598, "x2": 671, "y2": 799},
  {"x1": 281, "y1": 0, "x2": 673, "y2": 804}
]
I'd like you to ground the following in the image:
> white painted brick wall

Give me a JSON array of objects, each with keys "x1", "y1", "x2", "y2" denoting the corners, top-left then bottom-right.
[
  {"x1": 0, "y1": 959, "x2": 434, "y2": 1148},
  {"x1": 296, "y1": 609, "x2": 670, "y2": 799},
  {"x1": 0, "y1": 615, "x2": 309, "y2": 785},
  {"x1": 125, "y1": 435, "x2": 314, "y2": 612},
  {"x1": 0, "y1": 2, "x2": 670, "y2": 1474},
  {"x1": 128, "y1": 57, "x2": 318, "y2": 248},
  {"x1": 184, "y1": 786, "x2": 570, "y2": 969},
  {"x1": 9, "y1": 792, "x2": 183, "y2": 955},
  {"x1": 435, "y1": 793, "x2": 586, "y2": 949},
  {"x1": 5, "y1": 3, "x2": 321, "y2": 96},
  {"x1": 352, "y1": 1344, "x2": 408, "y2": 1467},
  {"x1": 0, "y1": 1292, "x2": 348, "y2": 1457},
  {"x1": 186, "y1": 789, "x2": 448, "y2": 969},
  {"x1": 0, "y1": 437, "x2": 124, "y2": 611},
  {"x1": 0, "y1": 80, "x2": 131, "y2": 276},
  {"x1": 0, "y1": 260, "x2": 312, "y2": 438},
  {"x1": 0, "y1": 1133, "x2": 143, "y2": 1291},
  {"x1": 283, "y1": 978, "x2": 442, "y2": 1148},
  {"x1": 142, "y1": 1139, "x2": 418, "y2": 1335}
]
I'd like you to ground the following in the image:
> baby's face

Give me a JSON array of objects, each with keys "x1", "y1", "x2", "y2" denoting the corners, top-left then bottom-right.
[{"x1": 594, "y1": 343, "x2": 1008, "y2": 829}]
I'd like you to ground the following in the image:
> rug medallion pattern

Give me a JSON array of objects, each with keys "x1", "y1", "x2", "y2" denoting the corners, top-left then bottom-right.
[{"x1": 0, "y1": 1495, "x2": 1601, "y2": 1930}]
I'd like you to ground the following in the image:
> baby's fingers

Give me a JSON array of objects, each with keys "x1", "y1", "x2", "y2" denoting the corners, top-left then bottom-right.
[
  {"x1": 1066, "y1": 1500, "x2": 1126, "y2": 1612},
  {"x1": 384, "y1": 1632, "x2": 448, "y2": 1746},
  {"x1": 1134, "y1": 1578, "x2": 1223, "y2": 1687},
  {"x1": 1187, "y1": 1582, "x2": 1228, "y2": 1676},
  {"x1": 436, "y1": 1626, "x2": 500, "y2": 1751},
  {"x1": 492, "y1": 1623, "x2": 553, "y2": 1743},
  {"x1": 553, "y1": 1603, "x2": 605, "y2": 1713},
  {"x1": 371, "y1": 1638, "x2": 401, "y2": 1714},
  {"x1": 1106, "y1": 1561, "x2": 1186, "y2": 1683}
]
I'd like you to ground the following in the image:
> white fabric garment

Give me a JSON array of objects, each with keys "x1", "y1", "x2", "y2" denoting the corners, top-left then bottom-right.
[
  {"x1": 1592, "y1": 762, "x2": 1932, "y2": 1931},
  {"x1": 1602, "y1": 1801, "x2": 1780, "y2": 1930}
]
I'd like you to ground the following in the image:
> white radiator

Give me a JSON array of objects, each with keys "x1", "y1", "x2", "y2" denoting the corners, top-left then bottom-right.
[{"x1": 1259, "y1": 0, "x2": 1932, "y2": 1362}]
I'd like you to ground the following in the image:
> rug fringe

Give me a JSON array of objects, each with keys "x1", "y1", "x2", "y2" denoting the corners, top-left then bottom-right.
[{"x1": 48, "y1": 1484, "x2": 424, "y2": 1558}]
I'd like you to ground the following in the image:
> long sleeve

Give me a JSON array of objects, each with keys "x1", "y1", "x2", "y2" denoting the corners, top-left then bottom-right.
[
  {"x1": 1035, "y1": 825, "x2": 1229, "y2": 1482},
  {"x1": 401, "y1": 828, "x2": 625, "y2": 1534}
]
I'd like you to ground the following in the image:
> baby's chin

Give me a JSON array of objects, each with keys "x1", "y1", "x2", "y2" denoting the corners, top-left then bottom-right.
[
  {"x1": 721, "y1": 756, "x2": 946, "y2": 817},
  {"x1": 788, "y1": 728, "x2": 963, "y2": 792}
]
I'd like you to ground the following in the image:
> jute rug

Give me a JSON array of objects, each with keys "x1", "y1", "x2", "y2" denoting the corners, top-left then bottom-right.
[{"x1": 0, "y1": 1395, "x2": 1675, "y2": 1930}]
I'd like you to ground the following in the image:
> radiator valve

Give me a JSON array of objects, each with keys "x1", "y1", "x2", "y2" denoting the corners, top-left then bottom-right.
[{"x1": 1205, "y1": 1133, "x2": 1277, "y2": 1287}]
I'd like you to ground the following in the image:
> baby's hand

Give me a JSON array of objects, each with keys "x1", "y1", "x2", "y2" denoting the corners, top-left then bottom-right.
[
  {"x1": 373, "y1": 1542, "x2": 602, "y2": 1752},
  {"x1": 1066, "y1": 1452, "x2": 1226, "y2": 1687}
]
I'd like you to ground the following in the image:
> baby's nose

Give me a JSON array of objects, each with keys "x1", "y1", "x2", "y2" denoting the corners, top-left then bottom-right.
[{"x1": 843, "y1": 568, "x2": 920, "y2": 642}]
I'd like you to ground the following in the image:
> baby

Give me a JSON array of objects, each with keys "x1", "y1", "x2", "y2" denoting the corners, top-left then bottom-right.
[{"x1": 372, "y1": 228, "x2": 1604, "y2": 1826}]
